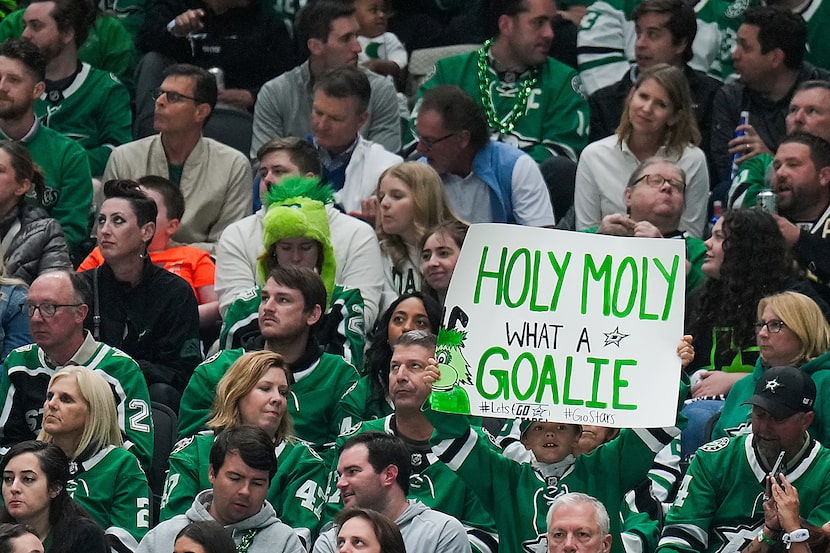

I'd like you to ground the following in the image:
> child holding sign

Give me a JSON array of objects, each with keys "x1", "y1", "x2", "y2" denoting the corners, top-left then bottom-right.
[{"x1": 421, "y1": 337, "x2": 693, "y2": 553}]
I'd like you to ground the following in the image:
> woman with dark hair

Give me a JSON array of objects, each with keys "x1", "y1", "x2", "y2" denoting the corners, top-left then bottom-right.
[
  {"x1": 575, "y1": 64, "x2": 709, "y2": 237},
  {"x1": 681, "y1": 209, "x2": 825, "y2": 456},
  {"x1": 0, "y1": 523, "x2": 44, "y2": 553},
  {"x1": 420, "y1": 220, "x2": 469, "y2": 306},
  {"x1": 161, "y1": 351, "x2": 327, "y2": 546},
  {"x1": 340, "y1": 292, "x2": 442, "y2": 424},
  {"x1": 79, "y1": 179, "x2": 201, "y2": 408},
  {"x1": 0, "y1": 140, "x2": 71, "y2": 284},
  {"x1": 335, "y1": 508, "x2": 405, "y2": 553},
  {"x1": 0, "y1": 441, "x2": 107, "y2": 553},
  {"x1": 38, "y1": 367, "x2": 150, "y2": 551},
  {"x1": 173, "y1": 521, "x2": 235, "y2": 553}
]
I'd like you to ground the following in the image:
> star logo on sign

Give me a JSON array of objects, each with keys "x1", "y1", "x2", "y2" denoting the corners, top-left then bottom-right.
[
  {"x1": 603, "y1": 327, "x2": 629, "y2": 347},
  {"x1": 765, "y1": 378, "x2": 782, "y2": 393}
]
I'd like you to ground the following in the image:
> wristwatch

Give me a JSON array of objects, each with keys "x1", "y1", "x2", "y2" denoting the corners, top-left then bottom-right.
[{"x1": 782, "y1": 529, "x2": 810, "y2": 549}]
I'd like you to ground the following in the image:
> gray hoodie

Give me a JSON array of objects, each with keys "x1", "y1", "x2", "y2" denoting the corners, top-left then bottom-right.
[
  {"x1": 313, "y1": 500, "x2": 471, "y2": 553},
  {"x1": 137, "y1": 490, "x2": 305, "y2": 553}
]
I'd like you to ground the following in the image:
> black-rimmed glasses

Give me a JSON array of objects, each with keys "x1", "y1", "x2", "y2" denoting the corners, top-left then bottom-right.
[
  {"x1": 151, "y1": 88, "x2": 200, "y2": 104},
  {"x1": 25, "y1": 303, "x2": 82, "y2": 318},
  {"x1": 753, "y1": 319, "x2": 787, "y2": 334}
]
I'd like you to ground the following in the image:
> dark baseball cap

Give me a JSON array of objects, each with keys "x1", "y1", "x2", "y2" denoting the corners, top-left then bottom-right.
[{"x1": 742, "y1": 366, "x2": 816, "y2": 419}]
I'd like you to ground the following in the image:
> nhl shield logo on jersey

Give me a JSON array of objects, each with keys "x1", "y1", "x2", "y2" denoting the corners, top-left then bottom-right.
[{"x1": 700, "y1": 437, "x2": 730, "y2": 452}]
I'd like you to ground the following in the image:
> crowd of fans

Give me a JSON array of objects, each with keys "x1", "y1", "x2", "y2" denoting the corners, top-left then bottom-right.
[{"x1": 0, "y1": 0, "x2": 828, "y2": 551}]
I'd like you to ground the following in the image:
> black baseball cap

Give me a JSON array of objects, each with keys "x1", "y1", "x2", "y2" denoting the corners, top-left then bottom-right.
[{"x1": 742, "y1": 366, "x2": 816, "y2": 419}]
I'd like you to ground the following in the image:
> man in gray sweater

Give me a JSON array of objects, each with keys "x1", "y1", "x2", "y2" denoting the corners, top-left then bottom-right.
[{"x1": 138, "y1": 426, "x2": 306, "y2": 553}]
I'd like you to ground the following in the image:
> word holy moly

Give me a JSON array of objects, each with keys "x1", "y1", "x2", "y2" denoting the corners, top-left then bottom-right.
[{"x1": 473, "y1": 246, "x2": 681, "y2": 320}]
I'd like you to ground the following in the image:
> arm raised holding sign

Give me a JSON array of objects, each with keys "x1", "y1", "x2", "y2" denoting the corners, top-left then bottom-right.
[{"x1": 421, "y1": 337, "x2": 692, "y2": 553}]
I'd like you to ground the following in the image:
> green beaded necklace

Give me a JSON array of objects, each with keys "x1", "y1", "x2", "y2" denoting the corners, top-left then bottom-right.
[{"x1": 476, "y1": 38, "x2": 541, "y2": 134}]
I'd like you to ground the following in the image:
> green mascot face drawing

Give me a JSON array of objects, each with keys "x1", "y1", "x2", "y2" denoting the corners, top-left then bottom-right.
[
  {"x1": 431, "y1": 327, "x2": 473, "y2": 414},
  {"x1": 434, "y1": 327, "x2": 472, "y2": 390}
]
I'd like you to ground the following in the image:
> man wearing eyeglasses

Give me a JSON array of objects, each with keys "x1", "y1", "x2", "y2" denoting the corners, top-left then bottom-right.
[
  {"x1": 103, "y1": 63, "x2": 251, "y2": 254},
  {"x1": 590, "y1": 157, "x2": 705, "y2": 294},
  {"x1": 0, "y1": 269, "x2": 154, "y2": 473},
  {"x1": 414, "y1": 84, "x2": 555, "y2": 227}
]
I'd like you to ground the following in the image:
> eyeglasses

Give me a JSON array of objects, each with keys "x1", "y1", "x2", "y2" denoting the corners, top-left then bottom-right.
[
  {"x1": 634, "y1": 174, "x2": 686, "y2": 193},
  {"x1": 151, "y1": 88, "x2": 200, "y2": 104},
  {"x1": 754, "y1": 319, "x2": 787, "y2": 334},
  {"x1": 414, "y1": 131, "x2": 456, "y2": 151},
  {"x1": 25, "y1": 303, "x2": 82, "y2": 318}
]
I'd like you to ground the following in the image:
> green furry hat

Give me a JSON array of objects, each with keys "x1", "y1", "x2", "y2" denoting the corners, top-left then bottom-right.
[{"x1": 258, "y1": 176, "x2": 337, "y2": 301}]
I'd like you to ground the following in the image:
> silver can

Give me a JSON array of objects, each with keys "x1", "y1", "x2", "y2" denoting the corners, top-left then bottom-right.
[
  {"x1": 207, "y1": 67, "x2": 225, "y2": 90},
  {"x1": 757, "y1": 190, "x2": 777, "y2": 215}
]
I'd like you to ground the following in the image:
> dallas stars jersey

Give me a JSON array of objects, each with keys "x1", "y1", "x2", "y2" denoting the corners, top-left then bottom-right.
[
  {"x1": 576, "y1": 0, "x2": 754, "y2": 91},
  {"x1": 330, "y1": 417, "x2": 499, "y2": 553},
  {"x1": 219, "y1": 285, "x2": 366, "y2": 370},
  {"x1": 338, "y1": 375, "x2": 394, "y2": 433},
  {"x1": 0, "y1": 340, "x2": 154, "y2": 472},
  {"x1": 178, "y1": 348, "x2": 359, "y2": 451},
  {"x1": 69, "y1": 445, "x2": 151, "y2": 552},
  {"x1": 160, "y1": 431, "x2": 327, "y2": 547},
  {"x1": 414, "y1": 50, "x2": 590, "y2": 162},
  {"x1": 426, "y1": 407, "x2": 679, "y2": 553},
  {"x1": 35, "y1": 63, "x2": 132, "y2": 176},
  {"x1": 657, "y1": 434, "x2": 830, "y2": 552}
]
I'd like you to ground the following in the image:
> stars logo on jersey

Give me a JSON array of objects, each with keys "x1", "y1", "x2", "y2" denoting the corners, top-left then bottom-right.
[
  {"x1": 713, "y1": 522, "x2": 761, "y2": 552},
  {"x1": 700, "y1": 437, "x2": 730, "y2": 452},
  {"x1": 522, "y1": 534, "x2": 548, "y2": 553}
]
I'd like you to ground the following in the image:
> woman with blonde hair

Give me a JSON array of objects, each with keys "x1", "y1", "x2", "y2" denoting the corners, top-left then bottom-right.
[
  {"x1": 714, "y1": 291, "x2": 830, "y2": 443},
  {"x1": 37, "y1": 366, "x2": 150, "y2": 551},
  {"x1": 375, "y1": 162, "x2": 463, "y2": 311},
  {"x1": 574, "y1": 64, "x2": 709, "y2": 237},
  {"x1": 161, "y1": 351, "x2": 327, "y2": 547}
]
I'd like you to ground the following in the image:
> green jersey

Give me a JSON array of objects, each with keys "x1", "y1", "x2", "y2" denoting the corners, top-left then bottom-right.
[
  {"x1": 576, "y1": 0, "x2": 754, "y2": 89},
  {"x1": 5, "y1": 121, "x2": 93, "y2": 259},
  {"x1": 160, "y1": 431, "x2": 328, "y2": 547},
  {"x1": 36, "y1": 63, "x2": 132, "y2": 176},
  {"x1": 337, "y1": 375, "x2": 394, "y2": 433},
  {"x1": 68, "y1": 445, "x2": 151, "y2": 551},
  {"x1": 0, "y1": 10, "x2": 137, "y2": 91},
  {"x1": 414, "y1": 48, "x2": 590, "y2": 162},
  {"x1": 426, "y1": 406, "x2": 680, "y2": 553},
  {"x1": 220, "y1": 285, "x2": 366, "y2": 370},
  {"x1": 0, "y1": 338, "x2": 154, "y2": 472},
  {"x1": 727, "y1": 154, "x2": 772, "y2": 208},
  {"x1": 178, "y1": 348, "x2": 359, "y2": 451},
  {"x1": 330, "y1": 416, "x2": 499, "y2": 553},
  {"x1": 657, "y1": 434, "x2": 830, "y2": 552}
]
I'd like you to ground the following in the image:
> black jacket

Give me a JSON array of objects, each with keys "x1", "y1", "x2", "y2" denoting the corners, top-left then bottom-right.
[
  {"x1": 1, "y1": 204, "x2": 72, "y2": 285},
  {"x1": 80, "y1": 260, "x2": 202, "y2": 393}
]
